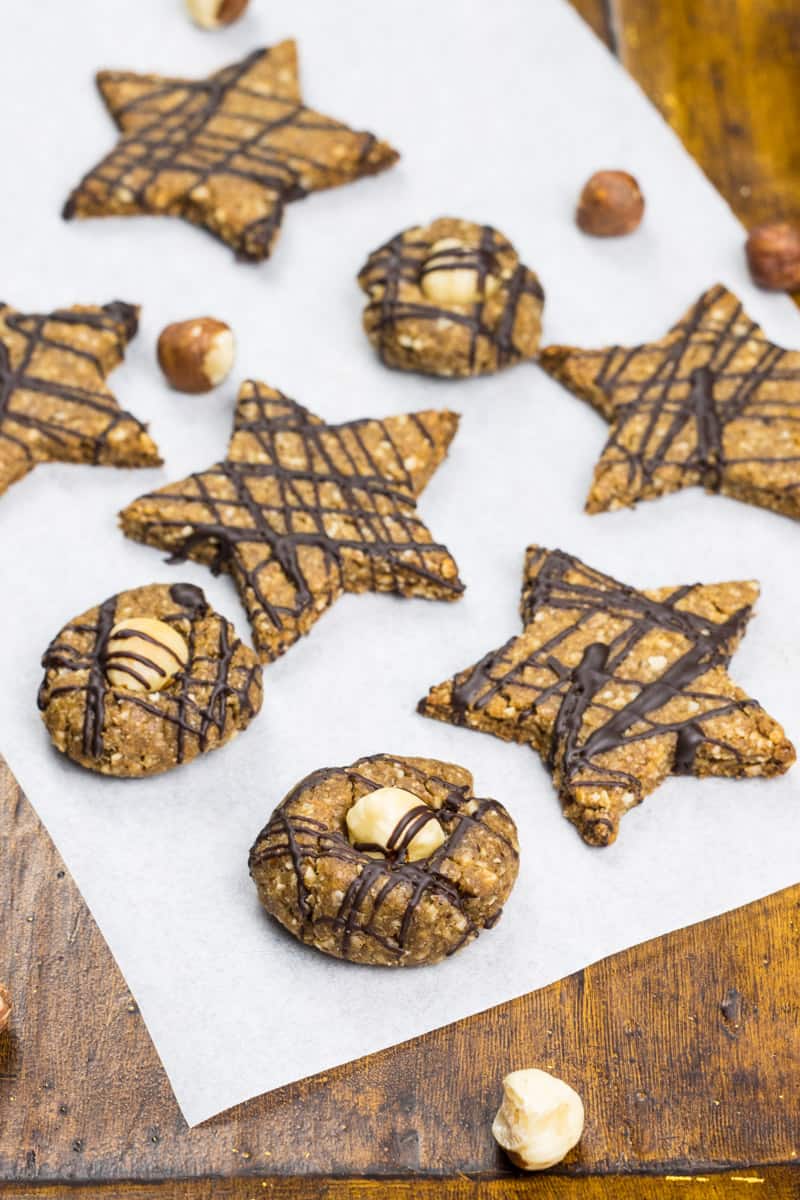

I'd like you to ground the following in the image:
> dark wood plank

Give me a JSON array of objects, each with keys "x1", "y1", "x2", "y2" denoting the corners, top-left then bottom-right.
[
  {"x1": 2, "y1": 758, "x2": 798, "y2": 1187},
  {"x1": 568, "y1": 0, "x2": 617, "y2": 51},
  {"x1": 0, "y1": 1169, "x2": 796, "y2": 1199},
  {"x1": 604, "y1": 0, "x2": 800, "y2": 229}
]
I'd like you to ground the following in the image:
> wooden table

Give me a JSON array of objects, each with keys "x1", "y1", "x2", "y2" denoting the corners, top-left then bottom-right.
[{"x1": 2, "y1": 3, "x2": 799, "y2": 1195}]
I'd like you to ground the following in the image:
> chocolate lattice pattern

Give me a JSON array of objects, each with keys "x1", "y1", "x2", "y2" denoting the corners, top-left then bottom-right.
[
  {"x1": 419, "y1": 546, "x2": 794, "y2": 846},
  {"x1": 64, "y1": 42, "x2": 399, "y2": 262},
  {"x1": 0, "y1": 300, "x2": 159, "y2": 500},
  {"x1": 120, "y1": 381, "x2": 464, "y2": 662},
  {"x1": 541, "y1": 284, "x2": 800, "y2": 520}
]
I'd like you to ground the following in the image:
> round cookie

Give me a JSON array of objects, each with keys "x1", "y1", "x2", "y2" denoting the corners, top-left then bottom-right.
[
  {"x1": 357, "y1": 216, "x2": 545, "y2": 378},
  {"x1": 248, "y1": 753, "x2": 520, "y2": 967},
  {"x1": 38, "y1": 582, "x2": 262, "y2": 777}
]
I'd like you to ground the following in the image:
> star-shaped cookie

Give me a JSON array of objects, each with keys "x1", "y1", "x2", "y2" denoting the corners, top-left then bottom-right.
[
  {"x1": 540, "y1": 284, "x2": 800, "y2": 520},
  {"x1": 0, "y1": 300, "x2": 160, "y2": 501},
  {"x1": 419, "y1": 545, "x2": 794, "y2": 847},
  {"x1": 120, "y1": 380, "x2": 464, "y2": 661},
  {"x1": 63, "y1": 41, "x2": 399, "y2": 262}
]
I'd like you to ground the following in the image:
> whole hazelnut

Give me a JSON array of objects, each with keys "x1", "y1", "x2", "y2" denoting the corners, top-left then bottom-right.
[
  {"x1": 492, "y1": 1068, "x2": 584, "y2": 1171},
  {"x1": 185, "y1": 0, "x2": 249, "y2": 29},
  {"x1": 157, "y1": 317, "x2": 235, "y2": 394},
  {"x1": 0, "y1": 984, "x2": 12, "y2": 1034},
  {"x1": 420, "y1": 237, "x2": 499, "y2": 306},
  {"x1": 345, "y1": 787, "x2": 446, "y2": 862},
  {"x1": 576, "y1": 170, "x2": 644, "y2": 237},
  {"x1": 745, "y1": 221, "x2": 800, "y2": 291},
  {"x1": 104, "y1": 618, "x2": 189, "y2": 693}
]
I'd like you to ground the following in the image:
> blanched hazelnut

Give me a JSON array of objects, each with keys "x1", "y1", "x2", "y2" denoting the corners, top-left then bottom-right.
[
  {"x1": 577, "y1": 170, "x2": 644, "y2": 237},
  {"x1": 104, "y1": 618, "x2": 189, "y2": 693},
  {"x1": 421, "y1": 238, "x2": 498, "y2": 306},
  {"x1": 157, "y1": 317, "x2": 235, "y2": 393},
  {"x1": 745, "y1": 222, "x2": 800, "y2": 291},
  {"x1": 346, "y1": 786, "x2": 446, "y2": 862},
  {"x1": 492, "y1": 1068, "x2": 584, "y2": 1171},
  {"x1": 0, "y1": 984, "x2": 11, "y2": 1033},
  {"x1": 185, "y1": 0, "x2": 249, "y2": 29}
]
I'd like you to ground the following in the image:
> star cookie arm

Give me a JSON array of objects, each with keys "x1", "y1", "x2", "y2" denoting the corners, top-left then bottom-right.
[
  {"x1": 643, "y1": 579, "x2": 759, "y2": 661},
  {"x1": 95, "y1": 42, "x2": 301, "y2": 132},
  {"x1": 357, "y1": 410, "x2": 460, "y2": 496},
  {"x1": 538, "y1": 344, "x2": 626, "y2": 421},
  {"x1": 0, "y1": 302, "x2": 160, "y2": 494},
  {"x1": 95, "y1": 70, "x2": 192, "y2": 132},
  {"x1": 118, "y1": 464, "x2": 340, "y2": 662}
]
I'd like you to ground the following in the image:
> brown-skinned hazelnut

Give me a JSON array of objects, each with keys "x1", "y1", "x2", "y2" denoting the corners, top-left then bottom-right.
[
  {"x1": 185, "y1": 0, "x2": 249, "y2": 29},
  {"x1": 0, "y1": 983, "x2": 11, "y2": 1034},
  {"x1": 157, "y1": 317, "x2": 235, "y2": 394},
  {"x1": 576, "y1": 170, "x2": 645, "y2": 237},
  {"x1": 745, "y1": 221, "x2": 800, "y2": 291}
]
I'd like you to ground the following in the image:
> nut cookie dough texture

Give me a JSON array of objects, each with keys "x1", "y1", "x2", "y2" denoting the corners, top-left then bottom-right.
[
  {"x1": 0, "y1": 300, "x2": 160, "y2": 501},
  {"x1": 63, "y1": 41, "x2": 399, "y2": 263},
  {"x1": 249, "y1": 754, "x2": 520, "y2": 967},
  {"x1": 38, "y1": 582, "x2": 263, "y2": 777},
  {"x1": 358, "y1": 217, "x2": 544, "y2": 377},
  {"x1": 540, "y1": 284, "x2": 800, "y2": 521},
  {"x1": 120, "y1": 380, "x2": 464, "y2": 663},
  {"x1": 419, "y1": 546, "x2": 794, "y2": 847}
]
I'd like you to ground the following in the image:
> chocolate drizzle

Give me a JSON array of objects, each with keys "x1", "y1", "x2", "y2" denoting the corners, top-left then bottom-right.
[
  {"x1": 63, "y1": 45, "x2": 399, "y2": 263},
  {"x1": 121, "y1": 382, "x2": 463, "y2": 662},
  {"x1": 168, "y1": 582, "x2": 208, "y2": 616},
  {"x1": 248, "y1": 756, "x2": 519, "y2": 964},
  {"x1": 541, "y1": 284, "x2": 800, "y2": 519},
  {"x1": 420, "y1": 546, "x2": 795, "y2": 845},
  {"x1": 38, "y1": 584, "x2": 262, "y2": 771},
  {"x1": 0, "y1": 301, "x2": 153, "y2": 498},
  {"x1": 358, "y1": 221, "x2": 544, "y2": 375}
]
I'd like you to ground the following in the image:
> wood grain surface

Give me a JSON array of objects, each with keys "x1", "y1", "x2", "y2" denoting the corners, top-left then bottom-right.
[
  {"x1": 2, "y1": 0, "x2": 800, "y2": 1193},
  {"x1": 2, "y1": 762, "x2": 799, "y2": 1191}
]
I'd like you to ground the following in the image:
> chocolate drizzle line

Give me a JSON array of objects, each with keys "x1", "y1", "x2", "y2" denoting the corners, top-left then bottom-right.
[
  {"x1": 358, "y1": 223, "x2": 544, "y2": 372},
  {"x1": 542, "y1": 284, "x2": 800, "y2": 515},
  {"x1": 248, "y1": 756, "x2": 518, "y2": 962},
  {"x1": 0, "y1": 302, "x2": 147, "y2": 491},
  {"x1": 121, "y1": 384, "x2": 463, "y2": 661},
  {"x1": 38, "y1": 585, "x2": 261, "y2": 766},
  {"x1": 63, "y1": 46, "x2": 398, "y2": 262},
  {"x1": 419, "y1": 547, "x2": 792, "y2": 840}
]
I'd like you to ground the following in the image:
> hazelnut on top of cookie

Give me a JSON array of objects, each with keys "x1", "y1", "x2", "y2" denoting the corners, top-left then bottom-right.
[
  {"x1": 249, "y1": 754, "x2": 520, "y2": 967},
  {"x1": 357, "y1": 217, "x2": 544, "y2": 378},
  {"x1": 345, "y1": 785, "x2": 446, "y2": 861}
]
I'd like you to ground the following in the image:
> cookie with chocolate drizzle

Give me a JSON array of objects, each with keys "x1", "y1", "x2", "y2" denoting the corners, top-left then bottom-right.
[
  {"x1": 357, "y1": 217, "x2": 544, "y2": 377},
  {"x1": 249, "y1": 754, "x2": 519, "y2": 967},
  {"x1": 540, "y1": 284, "x2": 800, "y2": 521},
  {"x1": 419, "y1": 546, "x2": 795, "y2": 847},
  {"x1": 63, "y1": 41, "x2": 398, "y2": 263},
  {"x1": 119, "y1": 380, "x2": 464, "y2": 663},
  {"x1": 0, "y1": 300, "x2": 160, "y2": 501},
  {"x1": 38, "y1": 582, "x2": 262, "y2": 777}
]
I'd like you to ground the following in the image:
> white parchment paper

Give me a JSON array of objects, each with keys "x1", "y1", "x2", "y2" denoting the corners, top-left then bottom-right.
[{"x1": 1, "y1": 0, "x2": 798, "y2": 1127}]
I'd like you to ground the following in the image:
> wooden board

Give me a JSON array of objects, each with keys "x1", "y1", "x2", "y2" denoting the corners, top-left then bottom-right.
[{"x1": 2, "y1": 1, "x2": 800, "y2": 1193}]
